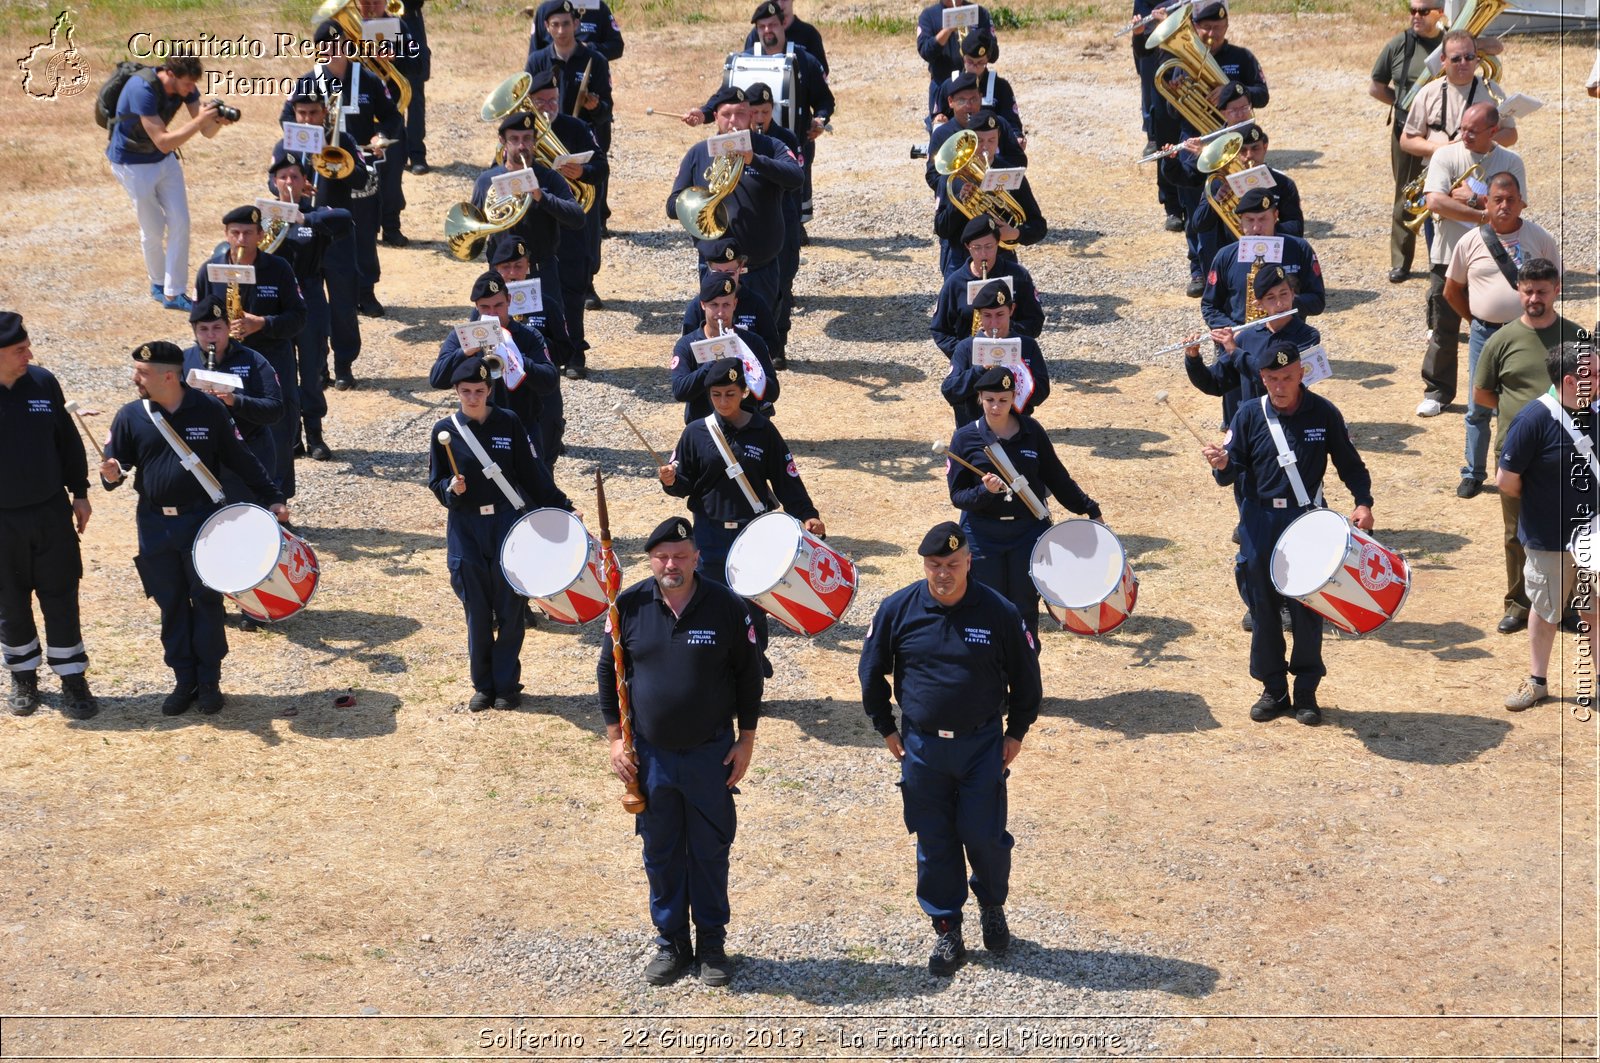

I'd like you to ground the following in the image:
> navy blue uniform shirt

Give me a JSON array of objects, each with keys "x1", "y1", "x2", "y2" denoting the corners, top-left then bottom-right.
[
  {"x1": 859, "y1": 578, "x2": 1041, "y2": 740},
  {"x1": 916, "y1": 2, "x2": 993, "y2": 85},
  {"x1": 930, "y1": 260, "x2": 1044, "y2": 356},
  {"x1": 667, "y1": 133, "x2": 803, "y2": 268},
  {"x1": 1500, "y1": 396, "x2": 1599, "y2": 552},
  {"x1": 1192, "y1": 166, "x2": 1303, "y2": 240},
  {"x1": 0, "y1": 366, "x2": 87, "y2": 507},
  {"x1": 598, "y1": 574, "x2": 763, "y2": 746},
  {"x1": 193, "y1": 249, "x2": 307, "y2": 368},
  {"x1": 524, "y1": 42, "x2": 614, "y2": 149},
  {"x1": 271, "y1": 199, "x2": 355, "y2": 281},
  {"x1": 472, "y1": 161, "x2": 585, "y2": 262},
  {"x1": 180, "y1": 342, "x2": 284, "y2": 445},
  {"x1": 1216, "y1": 390, "x2": 1374, "y2": 511},
  {"x1": 682, "y1": 286, "x2": 781, "y2": 356},
  {"x1": 671, "y1": 327, "x2": 780, "y2": 423},
  {"x1": 104, "y1": 389, "x2": 282, "y2": 508},
  {"x1": 427, "y1": 406, "x2": 569, "y2": 513},
  {"x1": 532, "y1": 0, "x2": 625, "y2": 60},
  {"x1": 1185, "y1": 317, "x2": 1321, "y2": 427},
  {"x1": 948, "y1": 414, "x2": 1098, "y2": 521},
  {"x1": 431, "y1": 321, "x2": 560, "y2": 449},
  {"x1": 744, "y1": 17, "x2": 828, "y2": 74},
  {"x1": 1202, "y1": 235, "x2": 1325, "y2": 328},
  {"x1": 933, "y1": 69, "x2": 1020, "y2": 130},
  {"x1": 269, "y1": 134, "x2": 377, "y2": 211},
  {"x1": 933, "y1": 155, "x2": 1046, "y2": 253},
  {"x1": 942, "y1": 337, "x2": 1051, "y2": 429},
  {"x1": 663, "y1": 410, "x2": 818, "y2": 524},
  {"x1": 924, "y1": 113, "x2": 1026, "y2": 192},
  {"x1": 278, "y1": 65, "x2": 403, "y2": 146}
]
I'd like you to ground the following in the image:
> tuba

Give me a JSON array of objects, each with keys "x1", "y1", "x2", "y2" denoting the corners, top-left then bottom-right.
[
  {"x1": 1146, "y1": 4, "x2": 1229, "y2": 134},
  {"x1": 1397, "y1": 0, "x2": 1511, "y2": 109},
  {"x1": 445, "y1": 149, "x2": 535, "y2": 261},
  {"x1": 675, "y1": 150, "x2": 745, "y2": 240},
  {"x1": 314, "y1": 0, "x2": 412, "y2": 113},
  {"x1": 1197, "y1": 131, "x2": 1249, "y2": 239},
  {"x1": 933, "y1": 129, "x2": 1028, "y2": 251},
  {"x1": 481, "y1": 72, "x2": 596, "y2": 212}
]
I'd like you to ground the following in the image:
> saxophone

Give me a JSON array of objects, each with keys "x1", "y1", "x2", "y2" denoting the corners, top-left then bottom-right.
[
  {"x1": 970, "y1": 258, "x2": 989, "y2": 337},
  {"x1": 226, "y1": 245, "x2": 245, "y2": 326},
  {"x1": 1243, "y1": 256, "x2": 1264, "y2": 323}
]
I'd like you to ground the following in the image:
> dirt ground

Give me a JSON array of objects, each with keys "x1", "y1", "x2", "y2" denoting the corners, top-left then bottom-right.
[{"x1": 0, "y1": 0, "x2": 1597, "y2": 1058}]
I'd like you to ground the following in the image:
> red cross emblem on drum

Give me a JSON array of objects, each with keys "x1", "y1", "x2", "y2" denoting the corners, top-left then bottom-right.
[
  {"x1": 725, "y1": 513, "x2": 859, "y2": 636},
  {"x1": 1271, "y1": 510, "x2": 1411, "y2": 635}
]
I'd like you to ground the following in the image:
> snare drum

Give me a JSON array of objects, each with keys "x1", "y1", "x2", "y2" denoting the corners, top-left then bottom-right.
[
  {"x1": 192, "y1": 503, "x2": 320, "y2": 623},
  {"x1": 1028, "y1": 519, "x2": 1138, "y2": 635},
  {"x1": 500, "y1": 508, "x2": 609, "y2": 625},
  {"x1": 1270, "y1": 509, "x2": 1411, "y2": 635},
  {"x1": 725, "y1": 512, "x2": 857, "y2": 636}
]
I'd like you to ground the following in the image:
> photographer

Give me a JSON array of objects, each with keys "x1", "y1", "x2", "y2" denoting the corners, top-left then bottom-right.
[{"x1": 106, "y1": 55, "x2": 233, "y2": 312}]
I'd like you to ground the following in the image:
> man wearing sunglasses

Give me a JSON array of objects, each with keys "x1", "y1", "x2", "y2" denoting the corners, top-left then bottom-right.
[{"x1": 1369, "y1": 0, "x2": 1445, "y2": 284}]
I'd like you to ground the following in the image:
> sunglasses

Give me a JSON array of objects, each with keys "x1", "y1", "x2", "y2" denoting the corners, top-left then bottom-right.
[
  {"x1": 1408, "y1": 6, "x2": 1435, "y2": 12},
  {"x1": 1446, "y1": 53, "x2": 1479, "y2": 62}
]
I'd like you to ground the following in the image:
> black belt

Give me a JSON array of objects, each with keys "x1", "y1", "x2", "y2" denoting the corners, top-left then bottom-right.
[
  {"x1": 905, "y1": 714, "x2": 1000, "y2": 740},
  {"x1": 1475, "y1": 319, "x2": 1508, "y2": 330},
  {"x1": 138, "y1": 499, "x2": 215, "y2": 517}
]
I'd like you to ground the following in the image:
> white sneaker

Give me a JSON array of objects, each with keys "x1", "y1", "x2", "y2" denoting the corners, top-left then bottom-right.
[
  {"x1": 1504, "y1": 676, "x2": 1548, "y2": 712},
  {"x1": 1416, "y1": 398, "x2": 1444, "y2": 417}
]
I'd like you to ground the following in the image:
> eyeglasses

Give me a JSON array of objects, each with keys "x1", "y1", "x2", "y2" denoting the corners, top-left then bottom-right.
[
  {"x1": 1447, "y1": 53, "x2": 1479, "y2": 62},
  {"x1": 1408, "y1": 6, "x2": 1434, "y2": 13}
]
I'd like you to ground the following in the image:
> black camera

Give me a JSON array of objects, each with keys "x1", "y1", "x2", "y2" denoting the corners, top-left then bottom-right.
[{"x1": 210, "y1": 98, "x2": 242, "y2": 123}]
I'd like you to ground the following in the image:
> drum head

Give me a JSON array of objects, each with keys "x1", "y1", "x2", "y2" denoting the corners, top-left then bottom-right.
[
  {"x1": 501, "y1": 508, "x2": 589, "y2": 597},
  {"x1": 726, "y1": 512, "x2": 801, "y2": 597},
  {"x1": 1029, "y1": 520, "x2": 1124, "y2": 609},
  {"x1": 1271, "y1": 509, "x2": 1349, "y2": 597},
  {"x1": 193, "y1": 503, "x2": 282, "y2": 594}
]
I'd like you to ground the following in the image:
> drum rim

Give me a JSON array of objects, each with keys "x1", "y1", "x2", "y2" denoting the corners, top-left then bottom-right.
[
  {"x1": 1269, "y1": 508, "x2": 1351, "y2": 598},
  {"x1": 192, "y1": 502, "x2": 289, "y2": 595},
  {"x1": 725, "y1": 511, "x2": 806, "y2": 598},
  {"x1": 500, "y1": 506, "x2": 595, "y2": 600},
  {"x1": 1028, "y1": 518, "x2": 1129, "y2": 610}
]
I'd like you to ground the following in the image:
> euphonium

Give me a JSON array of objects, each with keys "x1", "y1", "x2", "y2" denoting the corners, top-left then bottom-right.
[
  {"x1": 1145, "y1": 4, "x2": 1229, "y2": 134},
  {"x1": 1401, "y1": 162, "x2": 1483, "y2": 234},
  {"x1": 481, "y1": 72, "x2": 596, "y2": 212},
  {"x1": 314, "y1": 0, "x2": 412, "y2": 113},
  {"x1": 933, "y1": 130, "x2": 1028, "y2": 251},
  {"x1": 1197, "y1": 131, "x2": 1250, "y2": 238},
  {"x1": 445, "y1": 150, "x2": 535, "y2": 261},
  {"x1": 675, "y1": 150, "x2": 745, "y2": 241},
  {"x1": 1397, "y1": 0, "x2": 1511, "y2": 109}
]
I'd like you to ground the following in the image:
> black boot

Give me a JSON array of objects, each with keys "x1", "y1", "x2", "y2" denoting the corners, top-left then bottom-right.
[
  {"x1": 61, "y1": 674, "x2": 98, "y2": 720},
  {"x1": 8, "y1": 671, "x2": 40, "y2": 716},
  {"x1": 928, "y1": 917, "x2": 966, "y2": 976},
  {"x1": 305, "y1": 417, "x2": 332, "y2": 461}
]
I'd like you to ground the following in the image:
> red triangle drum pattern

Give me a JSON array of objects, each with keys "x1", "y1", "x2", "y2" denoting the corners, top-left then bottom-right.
[
  {"x1": 1271, "y1": 512, "x2": 1411, "y2": 635},
  {"x1": 727, "y1": 513, "x2": 858, "y2": 636},
  {"x1": 1030, "y1": 519, "x2": 1140, "y2": 636},
  {"x1": 230, "y1": 533, "x2": 320, "y2": 623}
]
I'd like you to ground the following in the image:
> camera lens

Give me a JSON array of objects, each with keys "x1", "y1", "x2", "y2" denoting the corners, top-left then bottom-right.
[{"x1": 212, "y1": 100, "x2": 242, "y2": 122}]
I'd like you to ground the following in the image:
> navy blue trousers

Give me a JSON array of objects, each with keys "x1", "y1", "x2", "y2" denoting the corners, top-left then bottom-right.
[
  {"x1": 0, "y1": 496, "x2": 85, "y2": 676},
  {"x1": 134, "y1": 506, "x2": 226, "y2": 687},
  {"x1": 1178, "y1": 184, "x2": 1203, "y2": 278},
  {"x1": 297, "y1": 281, "x2": 330, "y2": 422},
  {"x1": 963, "y1": 512, "x2": 1047, "y2": 644},
  {"x1": 1238, "y1": 502, "x2": 1325, "y2": 696},
  {"x1": 635, "y1": 729, "x2": 737, "y2": 947},
  {"x1": 446, "y1": 507, "x2": 525, "y2": 696},
  {"x1": 317, "y1": 232, "x2": 364, "y2": 375},
  {"x1": 901, "y1": 722, "x2": 1012, "y2": 923}
]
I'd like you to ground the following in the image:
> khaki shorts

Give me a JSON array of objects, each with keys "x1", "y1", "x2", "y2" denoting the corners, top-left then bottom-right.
[{"x1": 1524, "y1": 548, "x2": 1584, "y2": 623}]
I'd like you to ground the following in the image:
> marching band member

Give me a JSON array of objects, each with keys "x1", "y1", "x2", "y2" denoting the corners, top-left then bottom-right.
[
  {"x1": 268, "y1": 155, "x2": 355, "y2": 460},
  {"x1": 431, "y1": 270, "x2": 563, "y2": 468},
  {"x1": 279, "y1": 21, "x2": 405, "y2": 315},
  {"x1": 1202, "y1": 340, "x2": 1375, "y2": 726},
  {"x1": 272, "y1": 92, "x2": 376, "y2": 386},
  {"x1": 597, "y1": 516, "x2": 763, "y2": 987},
  {"x1": 525, "y1": 0, "x2": 615, "y2": 250},
  {"x1": 1201, "y1": 189, "x2": 1325, "y2": 329},
  {"x1": 1156, "y1": 81, "x2": 1255, "y2": 297},
  {"x1": 181, "y1": 297, "x2": 284, "y2": 509},
  {"x1": 667, "y1": 87, "x2": 803, "y2": 314},
  {"x1": 354, "y1": 0, "x2": 416, "y2": 247},
  {"x1": 743, "y1": 83, "x2": 803, "y2": 354},
  {"x1": 1369, "y1": 0, "x2": 1447, "y2": 283},
  {"x1": 932, "y1": 31, "x2": 1019, "y2": 133},
  {"x1": 923, "y1": 72, "x2": 1026, "y2": 194},
  {"x1": 531, "y1": 0, "x2": 627, "y2": 62},
  {"x1": 395, "y1": 0, "x2": 433, "y2": 174},
  {"x1": 681, "y1": 238, "x2": 784, "y2": 369},
  {"x1": 743, "y1": 0, "x2": 827, "y2": 74},
  {"x1": 1188, "y1": 123, "x2": 1303, "y2": 283},
  {"x1": 194, "y1": 206, "x2": 306, "y2": 504},
  {"x1": 671, "y1": 274, "x2": 780, "y2": 424},
  {"x1": 916, "y1": 0, "x2": 994, "y2": 121},
  {"x1": 100, "y1": 342, "x2": 286, "y2": 717},
  {"x1": 429, "y1": 356, "x2": 573, "y2": 712},
  {"x1": 0, "y1": 314, "x2": 95, "y2": 719},
  {"x1": 932, "y1": 109, "x2": 1045, "y2": 276},
  {"x1": 941, "y1": 280, "x2": 1050, "y2": 429},
  {"x1": 858, "y1": 520, "x2": 1041, "y2": 976},
  {"x1": 746, "y1": 1, "x2": 834, "y2": 227},
  {"x1": 1127, "y1": 0, "x2": 1175, "y2": 227},
  {"x1": 947, "y1": 366, "x2": 1101, "y2": 642},
  {"x1": 1185, "y1": 266, "x2": 1321, "y2": 428},
  {"x1": 930, "y1": 215, "x2": 1043, "y2": 358}
]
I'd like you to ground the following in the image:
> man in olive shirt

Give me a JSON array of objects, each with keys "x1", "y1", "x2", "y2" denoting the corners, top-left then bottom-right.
[
  {"x1": 1472, "y1": 258, "x2": 1588, "y2": 635},
  {"x1": 1368, "y1": 0, "x2": 1445, "y2": 283}
]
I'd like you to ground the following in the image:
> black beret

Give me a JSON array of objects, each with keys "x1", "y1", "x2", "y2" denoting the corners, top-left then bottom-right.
[
  {"x1": 487, "y1": 234, "x2": 529, "y2": 266},
  {"x1": 971, "y1": 279, "x2": 1010, "y2": 310},
  {"x1": 743, "y1": 81, "x2": 775, "y2": 106},
  {"x1": 471, "y1": 270, "x2": 508, "y2": 303},
  {"x1": 499, "y1": 111, "x2": 538, "y2": 134},
  {"x1": 312, "y1": 19, "x2": 345, "y2": 44},
  {"x1": 707, "y1": 356, "x2": 746, "y2": 388},
  {"x1": 698, "y1": 236, "x2": 744, "y2": 263},
  {"x1": 1240, "y1": 123, "x2": 1267, "y2": 146},
  {"x1": 961, "y1": 214, "x2": 1001, "y2": 245},
  {"x1": 1235, "y1": 188, "x2": 1278, "y2": 214},
  {"x1": 268, "y1": 153, "x2": 310, "y2": 178},
  {"x1": 287, "y1": 87, "x2": 323, "y2": 106},
  {"x1": 131, "y1": 341, "x2": 184, "y2": 366},
  {"x1": 705, "y1": 84, "x2": 748, "y2": 112},
  {"x1": 1253, "y1": 263, "x2": 1290, "y2": 298},
  {"x1": 524, "y1": 68, "x2": 559, "y2": 95},
  {"x1": 751, "y1": 0, "x2": 781, "y2": 21},
  {"x1": 963, "y1": 108, "x2": 999, "y2": 132},
  {"x1": 0, "y1": 312, "x2": 26, "y2": 348},
  {"x1": 1194, "y1": 0, "x2": 1227, "y2": 19},
  {"x1": 1252, "y1": 339, "x2": 1302, "y2": 373},
  {"x1": 947, "y1": 71, "x2": 980, "y2": 97},
  {"x1": 975, "y1": 364, "x2": 1016, "y2": 392},
  {"x1": 1216, "y1": 80, "x2": 1247, "y2": 106},
  {"x1": 222, "y1": 204, "x2": 262, "y2": 227},
  {"x1": 450, "y1": 355, "x2": 492, "y2": 385},
  {"x1": 189, "y1": 294, "x2": 227, "y2": 323},
  {"x1": 545, "y1": 0, "x2": 580, "y2": 18},
  {"x1": 918, "y1": 520, "x2": 967, "y2": 557},
  {"x1": 645, "y1": 516, "x2": 694, "y2": 552},
  {"x1": 961, "y1": 30, "x2": 996, "y2": 59},
  {"x1": 699, "y1": 272, "x2": 738, "y2": 302}
]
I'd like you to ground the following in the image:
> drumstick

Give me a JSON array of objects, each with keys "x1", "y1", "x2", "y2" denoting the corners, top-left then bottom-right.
[
  {"x1": 932, "y1": 440, "x2": 1014, "y2": 502},
  {"x1": 1154, "y1": 391, "x2": 1211, "y2": 447},
  {"x1": 645, "y1": 107, "x2": 690, "y2": 120},
  {"x1": 613, "y1": 404, "x2": 666, "y2": 467},
  {"x1": 436, "y1": 430, "x2": 462, "y2": 479},
  {"x1": 62, "y1": 400, "x2": 102, "y2": 457}
]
